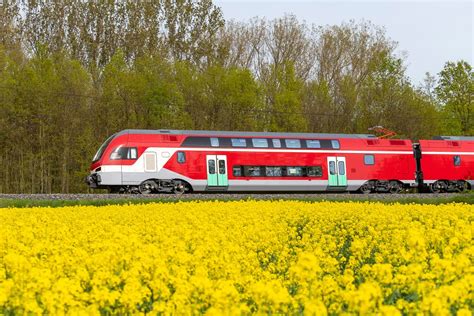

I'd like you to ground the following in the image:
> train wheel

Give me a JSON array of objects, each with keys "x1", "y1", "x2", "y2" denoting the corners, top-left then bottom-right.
[
  {"x1": 389, "y1": 181, "x2": 402, "y2": 194},
  {"x1": 139, "y1": 180, "x2": 156, "y2": 194},
  {"x1": 430, "y1": 180, "x2": 447, "y2": 193},
  {"x1": 360, "y1": 182, "x2": 372, "y2": 194},
  {"x1": 173, "y1": 180, "x2": 186, "y2": 196},
  {"x1": 456, "y1": 181, "x2": 469, "y2": 193}
]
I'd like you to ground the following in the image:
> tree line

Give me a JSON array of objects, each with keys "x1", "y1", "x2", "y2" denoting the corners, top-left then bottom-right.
[{"x1": 0, "y1": 0, "x2": 472, "y2": 193}]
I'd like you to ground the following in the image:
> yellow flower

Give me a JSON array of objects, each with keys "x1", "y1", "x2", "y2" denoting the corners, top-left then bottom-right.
[{"x1": 0, "y1": 201, "x2": 471, "y2": 314}]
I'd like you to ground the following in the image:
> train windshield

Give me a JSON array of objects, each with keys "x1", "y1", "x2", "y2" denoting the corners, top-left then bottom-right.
[{"x1": 92, "y1": 134, "x2": 116, "y2": 162}]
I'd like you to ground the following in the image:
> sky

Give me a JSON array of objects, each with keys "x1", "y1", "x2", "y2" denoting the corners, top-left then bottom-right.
[{"x1": 215, "y1": 0, "x2": 473, "y2": 85}]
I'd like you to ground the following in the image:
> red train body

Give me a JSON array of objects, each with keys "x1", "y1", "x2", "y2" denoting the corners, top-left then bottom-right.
[
  {"x1": 85, "y1": 130, "x2": 473, "y2": 193},
  {"x1": 418, "y1": 139, "x2": 474, "y2": 192}
]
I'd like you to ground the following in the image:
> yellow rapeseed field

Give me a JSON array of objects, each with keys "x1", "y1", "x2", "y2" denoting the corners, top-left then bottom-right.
[{"x1": 0, "y1": 201, "x2": 473, "y2": 315}]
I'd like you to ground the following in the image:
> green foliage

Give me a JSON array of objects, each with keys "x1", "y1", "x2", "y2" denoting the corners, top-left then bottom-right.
[
  {"x1": 264, "y1": 62, "x2": 307, "y2": 132},
  {"x1": 358, "y1": 53, "x2": 441, "y2": 139},
  {"x1": 435, "y1": 61, "x2": 473, "y2": 135},
  {"x1": 0, "y1": 46, "x2": 92, "y2": 193},
  {"x1": 187, "y1": 65, "x2": 264, "y2": 131}
]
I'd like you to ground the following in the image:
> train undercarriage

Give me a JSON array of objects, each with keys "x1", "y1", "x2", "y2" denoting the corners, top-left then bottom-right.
[
  {"x1": 97, "y1": 179, "x2": 470, "y2": 195},
  {"x1": 427, "y1": 180, "x2": 470, "y2": 193},
  {"x1": 107, "y1": 179, "x2": 191, "y2": 195}
]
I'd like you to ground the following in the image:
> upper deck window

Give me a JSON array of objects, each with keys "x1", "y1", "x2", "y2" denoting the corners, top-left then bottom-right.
[
  {"x1": 285, "y1": 139, "x2": 301, "y2": 148},
  {"x1": 306, "y1": 140, "x2": 321, "y2": 148},
  {"x1": 272, "y1": 139, "x2": 282, "y2": 148},
  {"x1": 210, "y1": 138, "x2": 219, "y2": 147},
  {"x1": 252, "y1": 138, "x2": 268, "y2": 148},
  {"x1": 231, "y1": 138, "x2": 247, "y2": 147},
  {"x1": 181, "y1": 137, "x2": 210, "y2": 147},
  {"x1": 331, "y1": 140, "x2": 340, "y2": 149}
]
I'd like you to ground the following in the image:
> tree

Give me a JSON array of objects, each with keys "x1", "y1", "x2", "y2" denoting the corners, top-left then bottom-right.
[
  {"x1": 175, "y1": 64, "x2": 263, "y2": 131},
  {"x1": 1, "y1": 46, "x2": 92, "y2": 193},
  {"x1": 358, "y1": 52, "x2": 440, "y2": 139},
  {"x1": 262, "y1": 62, "x2": 307, "y2": 132},
  {"x1": 8, "y1": 0, "x2": 224, "y2": 72},
  {"x1": 435, "y1": 61, "x2": 473, "y2": 135}
]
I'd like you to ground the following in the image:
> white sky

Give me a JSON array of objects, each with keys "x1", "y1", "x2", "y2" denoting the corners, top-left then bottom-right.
[{"x1": 215, "y1": 0, "x2": 473, "y2": 85}]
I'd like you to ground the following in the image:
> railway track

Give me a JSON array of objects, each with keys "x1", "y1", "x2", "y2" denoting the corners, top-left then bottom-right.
[{"x1": 0, "y1": 193, "x2": 466, "y2": 201}]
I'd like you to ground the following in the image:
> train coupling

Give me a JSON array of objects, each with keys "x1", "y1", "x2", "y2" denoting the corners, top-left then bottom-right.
[{"x1": 85, "y1": 173, "x2": 101, "y2": 188}]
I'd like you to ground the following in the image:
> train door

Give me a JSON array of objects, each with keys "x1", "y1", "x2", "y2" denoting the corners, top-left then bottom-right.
[
  {"x1": 327, "y1": 157, "x2": 347, "y2": 188},
  {"x1": 206, "y1": 155, "x2": 228, "y2": 188}
]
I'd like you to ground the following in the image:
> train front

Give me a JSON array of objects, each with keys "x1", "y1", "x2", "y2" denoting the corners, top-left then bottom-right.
[{"x1": 85, "y1": 133, "x2": 120, "y2": 190}]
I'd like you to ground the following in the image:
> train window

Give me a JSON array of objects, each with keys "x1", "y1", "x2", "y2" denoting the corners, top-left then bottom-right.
[
  {"x1": 177, "y1": 151, "x2": 186, "y2": 163},
  {"x1": 110, "y1": 146, "x2": 127, "y2": 160},
  {"x1": 93, "y1": 133, "x2": 116, "y2": 162},
  {"x1": 331, "y1": 140, "x2": 340, "y2": 149},
  {"x1": 110, "y1": 147, "x2": 137, "y2": 160},
  {"x1": 364, "y1": 155, "x2": 375, "y2": 165},
  {"x1": 272, "y1": 139, "x2": 281, "y2": 148},
  {"x1": 233, "y1": 166, "x2": 242, "y2": 176},
  {"x1": 306, "y1": 140, "x2": 321, "y2": 148},
  {"x1": 252, "y1": 138, "x2": 268, "y2": 148},
  {"x1": 231, "y1": 138, "x2": 247, "y2": 147},
  {"x1": 329, "y1": 161, "x2": 336, "y2": 175},
  {"x1": 285, "y1": 139, "x2": 301, "y2": 148},
  {"x1": 307, "y1": 166, "x2": 323, "y2": 177},
  {"x1": 453, "y1": 155, "x2": 461, "y2": 166},
  {"x1": 244, "y1": 166, "x2": 261, "y2": 177},
  {"x1": 287, "y1": 167, "x2": 303, "y2": 176},
  {"x1": 218, "y1": 160, "x2": 226, "y2": 174},
  {"x1": 128, "y1": 148, "x2": 137, "y2": 159},
  {"x1": 181, "y1": 137, "x2": 210, "y2": 147},
  {"x1": 208, "y1": 160, "x2": 216, "y2": 174},
  {"x1": 210, "y1": 138, "x2": 219, "y2": 147},
  {"x1": 338, "y1": 161, "x2": 345, "y2": 175},
  {"x1": 266, "y1": 166, "x2": 282, "y2": 177}
]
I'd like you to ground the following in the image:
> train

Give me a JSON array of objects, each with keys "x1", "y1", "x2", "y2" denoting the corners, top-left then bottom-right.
[{"x1": 85, "y1": 129, "x2": 474, "y2": 194}]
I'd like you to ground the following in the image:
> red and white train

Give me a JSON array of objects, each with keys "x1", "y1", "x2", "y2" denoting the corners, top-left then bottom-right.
[{"x1": 85, "y1": 129, "x2": 474, "y2": 194}]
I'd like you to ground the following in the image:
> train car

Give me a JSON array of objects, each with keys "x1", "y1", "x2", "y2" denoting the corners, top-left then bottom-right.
[
  {"x1": 85, "y1": 129, "x2": 417, "y2": 194},
  {"x1": 418, "y1": 136, "x2": 474, "y2": 192}
]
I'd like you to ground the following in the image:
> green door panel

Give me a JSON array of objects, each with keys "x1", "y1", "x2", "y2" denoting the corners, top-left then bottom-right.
[
  {"x1": 217, "y1": 157, "x2": 228, "y2": 186},
  {"x1": 206, "y1": 156, "x2": 218, "y2": 186},
  {"x1": 337, "y1": 159, "x2": 347, "y2": 186},
  {"x1": 207, "y1": 155, "x2": 228, "y2": 187},
  {"x1": 327, "y1": 157, "x2": 347, "y2": 187},
  {"x1": 328, "y1": 158, "x2": 338, "y2": 186}
]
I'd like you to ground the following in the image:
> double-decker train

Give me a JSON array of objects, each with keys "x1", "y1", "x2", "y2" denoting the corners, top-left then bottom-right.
[{"x1": 85, "y1": 129, "x2": 474, "y2": 194}]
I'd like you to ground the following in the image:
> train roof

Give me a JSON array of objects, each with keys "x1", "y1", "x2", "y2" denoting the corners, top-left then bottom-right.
[
  {"x1": 116, "y1": 129, "x2": 378, "y2": 139},
  {"x1": 432, "y1": 136, "x2": 474, "y2": 141}
]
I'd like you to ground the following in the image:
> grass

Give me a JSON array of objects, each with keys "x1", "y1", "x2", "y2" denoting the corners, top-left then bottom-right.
[{"x1": 0, "y1": 192, "x2": 473, "y2": 208}]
